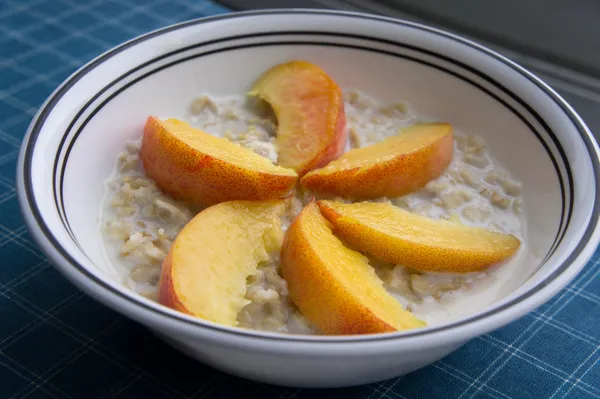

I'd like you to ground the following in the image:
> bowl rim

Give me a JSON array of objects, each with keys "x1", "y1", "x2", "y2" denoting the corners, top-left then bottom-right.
[{"x1": 16, "y1": 8, "x2": 600, "y2": 344}]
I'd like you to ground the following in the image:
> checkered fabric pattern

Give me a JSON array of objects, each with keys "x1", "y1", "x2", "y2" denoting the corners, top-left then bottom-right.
[{"x1": 1, "y1": 0, "x2": 599, "y2": 397}]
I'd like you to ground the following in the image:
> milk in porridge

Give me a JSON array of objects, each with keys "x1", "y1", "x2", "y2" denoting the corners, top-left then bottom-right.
[{"x1": 99, "y1": 90, "x2": 526, "y2": 334}]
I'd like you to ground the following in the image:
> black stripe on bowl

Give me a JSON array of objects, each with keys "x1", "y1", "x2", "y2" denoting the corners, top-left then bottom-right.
[
  {"x1": 20, "y1": 10, "x2": 600, "y2": 343},
  {"x1": 54, "y1": 32, "x2": 570, "y2": 268}
]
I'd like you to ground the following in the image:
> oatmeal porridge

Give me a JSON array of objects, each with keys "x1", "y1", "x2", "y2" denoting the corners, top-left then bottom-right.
[{"x1": 100, "y1": 89, "x2": 525, "y2": 334}]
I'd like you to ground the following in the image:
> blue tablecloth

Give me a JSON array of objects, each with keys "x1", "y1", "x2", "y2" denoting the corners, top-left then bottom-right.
[{"x1": 1, "y1": 0, "x2": 599, "y2": 397}]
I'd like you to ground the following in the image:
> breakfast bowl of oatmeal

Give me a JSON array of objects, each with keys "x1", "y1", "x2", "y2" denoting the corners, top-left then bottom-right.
[{"x1": 17, "y1": 9, "x2": 600, "y2": 388}]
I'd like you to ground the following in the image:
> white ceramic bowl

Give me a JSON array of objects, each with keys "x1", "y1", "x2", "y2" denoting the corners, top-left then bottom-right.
[{"x1": 17, "y1": 9, "x2": 600, "y2": 388}]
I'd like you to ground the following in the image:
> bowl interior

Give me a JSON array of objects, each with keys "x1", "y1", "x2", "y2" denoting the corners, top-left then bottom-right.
[{"x1": 23, "y1": 11, "x2": 597, "y2": 336}]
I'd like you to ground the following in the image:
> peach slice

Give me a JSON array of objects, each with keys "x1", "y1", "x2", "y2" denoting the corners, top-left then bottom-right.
[
  {"x1": 317, "y1": 200, "x2": 521, "y2": 273},
  {"x1": 301, "y1": 123, "x2": 453, "y2": 199},
  {"x1": 158, "y1": 199, "x2": 287, "y2": 326},
  {"x1": 281, "y1": 202, "x2": 426, "y2": 335},
  {"x1": 140, "y1": 116, "x2": 297, "y2": 207},
  {"x1": 248, "y1": 60, "x2": 347, "y2": 176}
]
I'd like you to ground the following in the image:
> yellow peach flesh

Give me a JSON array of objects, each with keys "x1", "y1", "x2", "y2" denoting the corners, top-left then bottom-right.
[
  {"x1": 140, "y1": 117, "x2": 297, "y2": 207},
  {"x1": 248, "y1": 60, "x2": 347, "y2": 176},
  {"x1": 317, "y1": 200, "x2": 521, "y2": 273},
  {"x1": 158, "y1": 199, "x2": 287, "y2": 326},
  {"x1": 281, "y1": 202, "x2": 426, "y2": 335},
  {"x1": 301, "y1": 123, "x2": 453, "y2": 199}
]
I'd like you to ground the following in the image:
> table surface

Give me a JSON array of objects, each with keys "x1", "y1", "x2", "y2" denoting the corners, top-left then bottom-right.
[{"x1": 1, "y1": 0, "x2": 600, "y2": 398}]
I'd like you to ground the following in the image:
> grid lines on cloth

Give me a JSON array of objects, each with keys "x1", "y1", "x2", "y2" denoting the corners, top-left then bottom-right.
[{"x1": 1, "y1": 0, "x2": 599, "y2": 398}]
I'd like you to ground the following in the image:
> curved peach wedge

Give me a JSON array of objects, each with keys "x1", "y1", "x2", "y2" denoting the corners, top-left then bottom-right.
[
  {"x1": 158, "y1": 199, "x2": 287, "y2": 326},
  {"x1": 301, "y1": 123, "x2": 453, "y2": 199},
  {"x1": 140, "y1": 116, "x2": 297, "y2": 207},
  {"x1": 317, "y1": 200, "x2": 521, "y2": 273},
  {"x1": 248, "y1": 60, "x2": 347, "y2": 176},
  {"x1": 281, "y1": 202, "x2": 426, "y2": 335}
]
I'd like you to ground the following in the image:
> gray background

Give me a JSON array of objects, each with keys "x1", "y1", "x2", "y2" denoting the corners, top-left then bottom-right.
[{"x1": 218, "y1": 0, "x2": 600, "y2": 139}]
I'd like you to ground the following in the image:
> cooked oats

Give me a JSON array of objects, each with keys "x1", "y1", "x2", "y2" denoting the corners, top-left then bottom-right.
[{"x1": 100, "y1": 90, "x2": 525, "y2": 334}]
